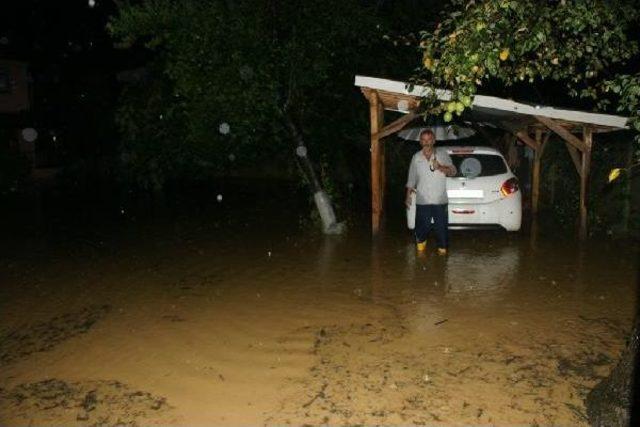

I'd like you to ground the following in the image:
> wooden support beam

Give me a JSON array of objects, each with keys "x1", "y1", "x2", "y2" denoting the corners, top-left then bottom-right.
[
  {"x1": 369, "y1": 90, "x2": 384, "y2": 235},
  {"x1": 534, "y1": 115, "x2": 587, "y2": 152},
  {"x1": 579, "y1": 126, "x2": 593, "y2": 239},
  {"x1": 565, "y1": 143, "x2": 581, "y2": 175},
  {"x1": 539, "y1": 132, "x2": 551, "y2": 157},
  {"x1": 375, "y1": 111, "x2": 417, "y2": 140},
  {"x1": 532, "y1": 129, "x2": 543, "y2": 215},
  {"x1": 378, "y1": 102, "x2": 386, "y2": 214},
  {"x1": 515, "y1": 131, "x2": 540, "y2": 151}
]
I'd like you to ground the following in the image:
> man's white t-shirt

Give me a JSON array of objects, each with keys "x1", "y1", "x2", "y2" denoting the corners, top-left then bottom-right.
[{"x1": 406, "y1": 147, "x2": 456, "y2": 205}]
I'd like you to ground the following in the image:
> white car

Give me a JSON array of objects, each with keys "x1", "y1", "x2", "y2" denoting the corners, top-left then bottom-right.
[{"x1": 408, "y1": 146, "x2": 522, "y2": 231}]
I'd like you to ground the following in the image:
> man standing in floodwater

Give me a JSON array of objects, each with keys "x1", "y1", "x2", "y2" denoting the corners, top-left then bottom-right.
[{"x1": 405, "y1": 129, "x2": 457, "y2": 255}]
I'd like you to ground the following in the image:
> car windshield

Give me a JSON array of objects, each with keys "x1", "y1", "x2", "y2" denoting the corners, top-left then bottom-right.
[{"x1": 449, "y1": 153, "x2": 508, "y2": 178}]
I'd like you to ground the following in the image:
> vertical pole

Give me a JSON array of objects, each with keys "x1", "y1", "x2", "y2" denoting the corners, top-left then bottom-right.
[
  {"x1": 377, "y1": 101, "x2": 386, "y2": 221},
  {"x1": 579, "y1": 126, "x2": 593, "y2": 239},
  {"x1": 532, "y1": 129, "x2": 542, "y2": 216},
  {"x1": 370, "y1": 91, "x2": 382, "y2": 235}
]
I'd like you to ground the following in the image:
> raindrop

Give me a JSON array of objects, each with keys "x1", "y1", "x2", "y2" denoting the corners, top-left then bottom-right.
[
  {"x1": 216, "y1": 194, "x2": 223, "y2": 202},
  {"x1": 267, "y1": 251, "x2": 272, "y2": 257},
  {"x1": 296, "y1": 146, "x2": 307, "y2": 158},
  {"x1": 228, "y1": 153, "x2": 235, "y2": 162},
  {"x1": 21, "y1": 128, "x2": 38, "y2": 142},
  {"x1": 219, "y1": 122, "x2": 230, "y2": 135},
  {"x1": 88, "y1": 0, "x2": 96, "y2": 7}
]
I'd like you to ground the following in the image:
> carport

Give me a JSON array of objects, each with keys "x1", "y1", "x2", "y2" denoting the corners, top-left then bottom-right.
[{"x1": 355, "y1": 76, "x2": 630, "y2": 238}]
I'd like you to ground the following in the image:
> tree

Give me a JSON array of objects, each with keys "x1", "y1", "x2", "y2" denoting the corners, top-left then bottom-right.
[
  {"x1": 108, "y1": 0, "x2": 384, "y2": 233},
  {"x1": 413, "y1": 0, "x2": 640, "y2": 141}
]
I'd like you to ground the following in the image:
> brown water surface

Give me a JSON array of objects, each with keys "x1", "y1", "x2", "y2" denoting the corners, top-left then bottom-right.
[{"x1": 0, "y1": 192, "x2": 637, "y2": 425}]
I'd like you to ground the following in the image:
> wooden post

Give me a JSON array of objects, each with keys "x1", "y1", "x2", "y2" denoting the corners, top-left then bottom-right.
[
  {"x1": 378, "y1": 103, "x2": 386, "y2": 217},
  {"x1": 369, "y1": 90, "x2": 383, "y2": 235},
  {"x1": 532, "y1": 129, "x2": 543, "y2": 216},
  {"x1": 579, "y1": 126, "x2": 593, "y2": 239}
]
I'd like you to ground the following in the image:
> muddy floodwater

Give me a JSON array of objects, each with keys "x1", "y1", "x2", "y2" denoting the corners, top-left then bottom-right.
[{"x1": 1, "y1": 187, "x2": 638, "y2": 426}]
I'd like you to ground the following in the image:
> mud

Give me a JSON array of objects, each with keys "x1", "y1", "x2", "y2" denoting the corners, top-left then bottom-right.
[
  {"x1": 1, "y1": 305, "x2": 110, "y2": 367},
  {"x1": 0, "y1": 379, "x2": 170, "y2": 426},
  {"x1": 0, "y1": 192, "x2": 637, "y2": 425},
  {"x1": 266, "y1": 304, "x2": 629, "y2": 425}
]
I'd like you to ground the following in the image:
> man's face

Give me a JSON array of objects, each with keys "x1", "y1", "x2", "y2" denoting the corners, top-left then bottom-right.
[{"x1": 420, "y1": 133, "x2": 435, "y2": 148}]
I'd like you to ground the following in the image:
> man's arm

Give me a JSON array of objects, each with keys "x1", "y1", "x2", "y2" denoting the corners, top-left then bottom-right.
[
  {"x1": 405, "y1": 157, "x2": 417, "y2": 208},
  {"x1": 437, "y1": 152, "x2": 457, "y2": 177},
  {"x1": 405, "y1": 187, "x2": 416, "y2": 208},
  {"x1": 440, "y1": 164, "x2": 456, "y2": 177}
]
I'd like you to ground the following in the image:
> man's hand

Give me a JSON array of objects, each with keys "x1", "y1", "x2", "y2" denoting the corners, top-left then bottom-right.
[
  {"x1": 437, "y1": 164, "x2": 455, "y2": 176},
  {"x1": 405, "y1": 188, "x2": 416, "y2": 209}
]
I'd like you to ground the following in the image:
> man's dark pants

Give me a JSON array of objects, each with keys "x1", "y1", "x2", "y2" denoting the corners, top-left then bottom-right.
[{"x1": 415, "y1": 204, "x2": 449, "y2": 249}]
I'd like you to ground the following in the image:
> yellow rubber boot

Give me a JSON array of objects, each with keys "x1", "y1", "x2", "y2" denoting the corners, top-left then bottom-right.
[{"x1": 416, "y1": 241, "x2": 427, "y2": 252}]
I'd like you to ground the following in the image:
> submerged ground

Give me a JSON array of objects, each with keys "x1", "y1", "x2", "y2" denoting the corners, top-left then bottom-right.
[{"x1": 0, "y1": 183, "x2": 637, "y2": 425}]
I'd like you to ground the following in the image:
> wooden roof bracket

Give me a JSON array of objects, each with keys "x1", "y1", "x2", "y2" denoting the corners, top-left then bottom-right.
[
  {"x1": 515, "y1": 130, "x2": 540, "y2": 151},
  {"x1": 565, "y1": 144, "x2": 582, "y2": 175},
  {"x1": 534, "y1": 115, "x2": 587, "y2": 152},
  {"x1": 539, "y1": 131, "x2": 551, "y2": 157},
  {"x1": 374, "y1": 111, "x2": 418, "y2": 140}
]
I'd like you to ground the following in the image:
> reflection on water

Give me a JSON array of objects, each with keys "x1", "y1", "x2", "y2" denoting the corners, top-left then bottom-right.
[
  {"x1": 369, "y1": 232, "x2": 522, "y2": 303},
  {"x1": 443, "y1": 242, "x2": 520, "y2": 300},
  {"x1": 0, "y1": 190, "x2": 638, "y2": 426}
]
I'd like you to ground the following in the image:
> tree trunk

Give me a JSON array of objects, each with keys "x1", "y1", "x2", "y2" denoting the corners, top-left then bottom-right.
[{"x1": 283, "y1": 112, "x2": 345, "y2": 235}]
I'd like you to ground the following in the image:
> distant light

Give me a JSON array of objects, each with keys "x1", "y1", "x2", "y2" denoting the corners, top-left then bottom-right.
[
  {"x1": 88, "y1": 0, "x2": 96, "y2": 7},
  {"x1": 216, "y1": 194, "x2": 223, "y2": 202},
  {"x1": 219, "y1": 122, "x2": 230, "y2": 135},
  {"x1": 52, "y1": 135, "x2": 57, "y2": 142}
]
